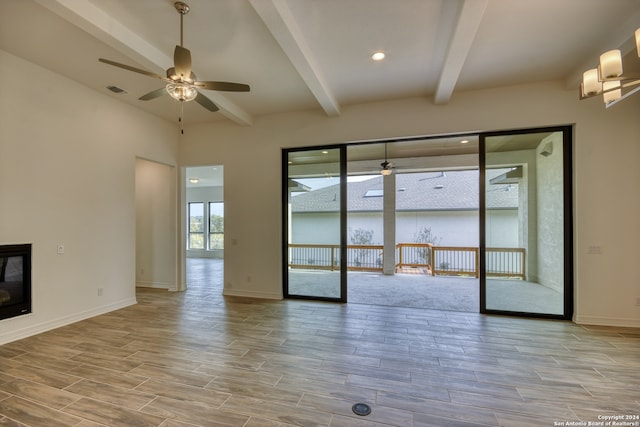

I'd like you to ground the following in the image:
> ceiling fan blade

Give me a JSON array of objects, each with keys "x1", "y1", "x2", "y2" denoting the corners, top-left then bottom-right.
[
  {"x1": 195, "y1": 92, "x2": 219, "y2": 112},
  {"x1": 174, "y1": 45, "x2": 192, "y2": 79},
  {"x1": 195, "y1": 81, "x2": 250, "y2": 92},
  {"x1": 99, "y1": 58, "x2": 167, "y2": 81},
  {"x1": 139, "y1": 87, "x2": 167, "y2": 101}
]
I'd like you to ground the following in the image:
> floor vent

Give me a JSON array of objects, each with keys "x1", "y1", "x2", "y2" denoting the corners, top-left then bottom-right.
[{"x1": 352, "y1": 403, "x2": 371, "y2": 416}]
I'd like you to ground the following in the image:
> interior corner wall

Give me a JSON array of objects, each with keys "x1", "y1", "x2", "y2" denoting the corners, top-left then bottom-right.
[
  {"x1": 179, "y1": 80, "x2": 640, "y2": 327},
  {"x1": 135, "y1": 158, "x2": 177, "y2": 290},
  {"x1": 0, "y1": 49, "x2": 179, "y2": 344}
]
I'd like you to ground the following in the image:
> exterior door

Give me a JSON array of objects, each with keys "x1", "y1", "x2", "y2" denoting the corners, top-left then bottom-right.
[
  {"x1": 480, "y1": 127, "x2": 573, "y2": 319},
  {"x1": 283, "y1": 146, "x2": 346, "y2": 302}
]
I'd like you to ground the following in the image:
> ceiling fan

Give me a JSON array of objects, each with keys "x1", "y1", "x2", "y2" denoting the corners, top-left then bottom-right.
[{"x1": 99, "y1": 1, "x2": 249, "y2": 116}]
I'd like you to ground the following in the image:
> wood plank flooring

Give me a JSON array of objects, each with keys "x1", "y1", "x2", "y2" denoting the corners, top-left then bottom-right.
[{"x1": 1, "y1": 274, "x2": 639, "y2": 426}]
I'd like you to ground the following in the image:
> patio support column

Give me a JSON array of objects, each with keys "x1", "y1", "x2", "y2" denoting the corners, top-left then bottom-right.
[{"x1": 383, "y1": 173, "x2": 396, "y2": 275}]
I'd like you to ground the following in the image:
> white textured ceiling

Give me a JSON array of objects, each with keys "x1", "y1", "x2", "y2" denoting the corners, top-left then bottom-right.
[{"x1": 1, "y1": 0, "x2": 639, "y2": 127}]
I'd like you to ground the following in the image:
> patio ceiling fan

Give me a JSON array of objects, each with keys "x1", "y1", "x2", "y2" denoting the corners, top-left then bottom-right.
[{"x1": 98, "y1": 2, "x2": 250, "y2": 115}]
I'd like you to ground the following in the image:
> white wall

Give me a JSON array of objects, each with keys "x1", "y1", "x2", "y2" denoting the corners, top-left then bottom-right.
[
  {"x1": 397, "y1": 211, "x2": 484, "y2": 246},
  {"x1": 293, "y1": 213, "x2": 340, "y2": 244},
  {"x1": 484, "y1": 210, "x2": 520, "y2": 248},
  {"x1": 135, "y1": 159, "x2": 177, "y2": 290},
  {"x1": 294, "y1": 210, "x2": 490, "y2": 246},
  {"x1": 0, "y1": 50, "x2": 179, "y2": 344},
  {"x1": 180, "y1": 80, "x2": 640, "y2": 327}
]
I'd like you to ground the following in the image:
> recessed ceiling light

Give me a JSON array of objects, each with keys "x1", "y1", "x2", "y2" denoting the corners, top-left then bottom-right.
[
  {"x1": 371, "y1": 51, "x2": 386, "y2": 61},
  {"x1": 189, "y1": 178, "x2": 199, "y2": 184}
]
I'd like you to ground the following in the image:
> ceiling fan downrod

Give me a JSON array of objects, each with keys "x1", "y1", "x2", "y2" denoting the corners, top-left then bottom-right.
[{"x1": 174, "y1": 2, "x2": 190, "y2": 47}]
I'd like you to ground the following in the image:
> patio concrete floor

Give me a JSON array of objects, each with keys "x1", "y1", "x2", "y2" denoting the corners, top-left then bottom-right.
[
  {"x1": 289, "y1": 269, "x2": 564, "y2": 314},
  {"x1": 187, "y1": 259, "x2": 564, "y2": 315}
]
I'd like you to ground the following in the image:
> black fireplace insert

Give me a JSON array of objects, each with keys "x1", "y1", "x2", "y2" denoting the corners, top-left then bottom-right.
[{"x1": 0, "y1": 244, "x2": 32, "y2": 320}]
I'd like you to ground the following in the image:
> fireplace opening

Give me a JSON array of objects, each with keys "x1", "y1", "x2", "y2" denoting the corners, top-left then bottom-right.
[{"x1": 0, "y1": 244, "x2": 32, "y2": 321}]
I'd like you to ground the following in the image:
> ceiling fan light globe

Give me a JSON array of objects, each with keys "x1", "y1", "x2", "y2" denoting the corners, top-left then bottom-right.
[{"x1": 166, "y1": 82, "x2": 197, "y2": 102}]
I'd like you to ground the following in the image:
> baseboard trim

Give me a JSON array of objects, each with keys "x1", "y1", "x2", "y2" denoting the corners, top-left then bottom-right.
[
  {"x1": 0, "y1": 297, "x2": 137, "y2": 345},
  {"x1": 574, "y1": 315, "x2": 640, "y2": 328},
  {"x1": 136, "y1": 281, "x2": 173, "y2": 290},
  {"x1": 222, "y1": 289, "x2": 282, "y2": 300}
]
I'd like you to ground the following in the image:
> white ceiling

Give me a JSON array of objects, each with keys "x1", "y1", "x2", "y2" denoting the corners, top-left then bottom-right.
[{"x1": 1, "y1": 0, "x2": 639, "y2": 127}]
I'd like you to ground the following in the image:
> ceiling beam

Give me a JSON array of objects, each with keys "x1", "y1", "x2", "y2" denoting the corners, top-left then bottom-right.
[
  {"x1": 249, "y1": 0, "x2": 341, "y2": 116},
  {"x1": 207, "y1": 92, "x2": 253, "y2": 126},
  {"x1": 433, "y1": 0, "x2": 488, "y2": 105},
  {"x1": 34, "y1": 0, "x2": 253, "y2": 126}
]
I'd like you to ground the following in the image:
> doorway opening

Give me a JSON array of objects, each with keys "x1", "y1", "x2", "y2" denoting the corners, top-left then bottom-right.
[
  {"x1": 184, "y1": 165, "x2": 224, "y2": 293},
  {"x1": 285, "y1": 136, "x2": 481, "y2": 311},
  {"x1": 481, "y1": 128, "x2": 573, "y2": 319},
  {"x1": 344, "y1": 138, "x2": 481, "y2": 311}
]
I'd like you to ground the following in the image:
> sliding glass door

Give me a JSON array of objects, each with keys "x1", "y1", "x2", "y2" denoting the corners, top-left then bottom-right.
[
  {"x1": 282, "y1": 127, "x2": 573, "y2": 318},
  {"x1": 480, "y1": 127, "x2": 573, "y2": 319},
  {"x1": 283, "y1": 146, "x2": 346, "y2": 301}
]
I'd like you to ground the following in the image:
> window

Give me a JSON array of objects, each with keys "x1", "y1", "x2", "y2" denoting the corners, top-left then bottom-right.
[
  {"x1": 209, "y1": 202, "x2": 224, "y2": 249},
  {"x1": 188, "y1": 201, "x2": 224, "y2": 251},
  {"x1": 188, "y1": 202, "x2": 204, "y2": 249}
]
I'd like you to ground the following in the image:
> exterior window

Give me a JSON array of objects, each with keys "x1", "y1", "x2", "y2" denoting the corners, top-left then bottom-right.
[
  {"x1": 209, "y1": 202, "x2": 224, "y2": 249},
  {"x1": 188, "y1": 202, "x2": 204, "y2": 249}
]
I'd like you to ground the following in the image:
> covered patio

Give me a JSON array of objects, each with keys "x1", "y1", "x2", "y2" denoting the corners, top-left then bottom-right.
[
  {"x1": 288, "y1": 269, "x2": 564, "y2": 314},
  {"x1": 187, "y1": 259, "x2": 563, "y2": 315}
]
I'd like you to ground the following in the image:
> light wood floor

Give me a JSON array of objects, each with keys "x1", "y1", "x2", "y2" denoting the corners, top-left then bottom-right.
[{"x1": 1, "y1": 278, "x2": 639, "y2": 426}]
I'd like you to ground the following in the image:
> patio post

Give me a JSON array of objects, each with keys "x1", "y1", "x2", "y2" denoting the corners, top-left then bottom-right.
[{"x1": 383, "y1": 172, "x2": 396, "y2": 275}]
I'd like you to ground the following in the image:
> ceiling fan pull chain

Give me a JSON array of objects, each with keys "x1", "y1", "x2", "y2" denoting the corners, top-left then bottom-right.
[{"x1": 180, "y1": 101, "x2": 185, "y2": 134}]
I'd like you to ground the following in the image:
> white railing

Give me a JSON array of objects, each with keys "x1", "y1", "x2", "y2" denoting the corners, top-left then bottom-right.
[{"x1": 288, "y1": 243, "x2": 526, "y2": 279}]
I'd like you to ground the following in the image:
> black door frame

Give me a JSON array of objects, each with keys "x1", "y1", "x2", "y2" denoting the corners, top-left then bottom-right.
[
  {"x1": 479, "y1": 125, "x2": 574, "y2": 320},
  {"x1": 282, "y1": 145, "x2": 347, "y2": 302},
  {"x1": 282, "y1": 126, "x2": 574, "y2": 320}
]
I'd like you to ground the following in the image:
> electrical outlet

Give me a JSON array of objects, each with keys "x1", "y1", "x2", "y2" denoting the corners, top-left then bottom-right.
[
  {"x1": 587, "y1": 245, "x2": 602, "y2": 255},
  {"x1": 57, "y1": 244, "x2": 65, "y2": 254},
  {"x1": 97, "y1": 288, "x2": 103, "y2": 296}
]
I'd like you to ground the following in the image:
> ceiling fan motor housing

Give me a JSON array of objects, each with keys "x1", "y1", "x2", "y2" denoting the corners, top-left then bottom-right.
[
  {"x1": 166, "y1": 67, "x2": 196, "y2": 84},
  {"x1": 174, "y1": 2, "x2": 190, "y2": 15}
]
